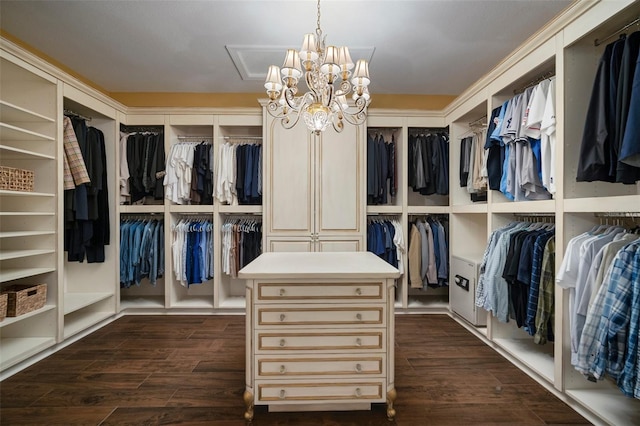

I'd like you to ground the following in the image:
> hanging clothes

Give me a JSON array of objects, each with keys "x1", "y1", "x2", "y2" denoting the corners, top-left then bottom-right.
[
  {"x1": 221, "y1": 217, "x2": 262, "y2": 278},
  {"x1": 171, "y1": 217, "x2": 214, "y2": 287},
  {"x1": 120, "y1": 217, "x2": 164, "y2": 288},
  {"x1": 459, "y1": 129, "x2": 488, "y2": 200},
  {"x1": 63, "y1": 115, "x2": 111, "y2": 263},
  {"x1": 485, "y1": 78, "x2": 556, "y2": 201},
  {"x1": 576, "y1": 31, "x2": 640, "y2": 184},
  {"x1": 122, "y1": 129, "x2": 165, "y2": 204},
  {"x1": 366, "y1": 217, "x2": 404, "y2": 274},
  {"x1": 573, "y1": 234, "x2": 640, "y2": 399},
  {"x1": 557, "y1": 224, "x2": 640, "y2": 367},
  {"x1": 367, "y1": 131, "x2": 397, "y2": 205},
  {"x1": 475, "y1": 220, "x2": 555, "y2": 344},
  {"x1": 408, "y1": 130, "x2": 449, "y2": 196},
  {"x1": 164, "y1": 141, "x2": 213, "y2": 205},
  {"x1": 407, "y1": 216, "x2": 449, "y2": 289},
  {"x1": 214, "y1": 141, "x2": 262, "y2": 206}
]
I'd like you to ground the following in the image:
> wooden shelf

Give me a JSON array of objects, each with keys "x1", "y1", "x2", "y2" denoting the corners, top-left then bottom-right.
[
  {"x1": 64, "y1": 292, "x2": 113, "y2": 315},
  {"x1": 0, "y1": 144, "x2": 55, "y2": 160},
  {"x1": 0, "y1": 337, "x2": 56, "y2": 370},
  {"x1": 490, "y1": 199, "x2": 556, "y2": 214},
  {"x1": 0, "y1": 248, "x2": 54, "y2": 261},
  {"x1": 218, "y1": 205, "x2": 262, "y2": 214},
  {"x1": 0, "y1": 122, "x2": 54, "y2": 141},
  {"x1": 366, "y1": 205, "x2": 403, "y2": 215},
  {"x1": 0, "y1": 304, "x2": 55, "y2": 328},
  {"x1": 119, "y1": 205, "x2": 164, "y2": 214},
  {"x1": 0, "y1": 267, "x2": 55, "y2": 283},
  {"x1": 563, "y1": 195, "x2": 640, "y2": 213},
  {"x1": 170, "y1": 204, "x2": 214, "y2": 213},
  {"x1": 451, "y1": 203, "x2": 488, "y2": 214},
  {"x1": 63, "y1": 311, "x2": 114, "y2": 340},
  {"x1": 0, "y1": 100, "x2": 55, "y2": 123},
  {"x1": 493, "y1": 338, "x2": 554, "y2": 383},
  {"x1": 0, "y1": 230, "x2": 55, "y2": 238},
  {"x1": 0, "y1": 189, "x2": 54, "y2": 197},
  {"x1": 407, "y1": 205, "x2": 449, "y2": 215},
  {"x1": 566, "y1": 388, "x2": 640, "y2": 426}
]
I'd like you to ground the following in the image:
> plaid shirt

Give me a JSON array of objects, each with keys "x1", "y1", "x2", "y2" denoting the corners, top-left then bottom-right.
[
  {"x1": 525, "y1": 231, "x2": 554, "y2": 336},
  {"x1": 575, "y1": 240, "x2": 640, "y2": 383},
  {"x1": 63, "y1": 116, "x2": 90, "y2": 190},
  {"x1": 534, "y1": 237, "x2": 555, "y2": 345}
]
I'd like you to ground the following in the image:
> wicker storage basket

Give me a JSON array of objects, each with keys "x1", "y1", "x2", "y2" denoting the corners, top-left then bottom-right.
[
  {"x1": 3, "y1": 284, "x2": 47, "y2": 317},
  {"x1": 0, "y1": 293, "x2": 7, "y2": 321},
  {"x1": 0, "y1": 165, "x2": 34, "y2": 192}
]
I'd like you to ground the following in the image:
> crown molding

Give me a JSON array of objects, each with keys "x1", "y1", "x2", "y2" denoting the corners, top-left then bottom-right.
[{"x1": 443, "y1": 0, "x2": 598, "y2": 117}]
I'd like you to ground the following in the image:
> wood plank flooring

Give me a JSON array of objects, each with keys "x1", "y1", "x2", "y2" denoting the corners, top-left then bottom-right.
[{"x1": 0, "y1": 314, "x2": 592, "y2": 425}]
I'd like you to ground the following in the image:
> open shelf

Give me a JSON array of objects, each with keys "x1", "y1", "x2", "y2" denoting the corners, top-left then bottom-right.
[
  {"x1": 0, "y1": 304, "x2": 55, "y2": 328},
  {"x1": 493, "y1": 337, "x2": 555, "y2": 383},
  {"x1": 0, "y1": 230, "x2": 55, "y2": 238},
  {"x1": 0, "y1": 189, "x2": 54, "y2": 197},
  {"x1": 0, "y1": 249, "x2": 54, "y2": 261},
  {"x1": 0, "y1": 122, "x2": 54, "y2": 142},
  {"x1": 63, "y1": 310, "x2": 114, "y2": 340},
  {"x1": 0, "y1": 337, "x2": 56, "y2": 370},
  {"x1": 0, "y1": 144, "x2": 54, "y2": 159},
  {"x1": 0, "y1": 100, "x2": 55, "y2": 123},
  {"x1": 64, "y1": 292, "x2": 113, "y2": 315},
  {"x1": 0, "y1": 267, "x2": 55, "y2": 283},
  {"x1": 566, "y1": 387, "x2": 640, "y2": 426}
]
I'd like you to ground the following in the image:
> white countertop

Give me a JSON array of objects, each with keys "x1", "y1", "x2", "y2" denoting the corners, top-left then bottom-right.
[{"x1": 238, "y1": 252, "x2": 401, "y2": 279}]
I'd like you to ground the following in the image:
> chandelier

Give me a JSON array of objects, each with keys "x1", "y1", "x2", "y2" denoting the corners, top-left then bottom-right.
[{"x1": 264, "y1": 0, "x2": 371, "y2": 134}]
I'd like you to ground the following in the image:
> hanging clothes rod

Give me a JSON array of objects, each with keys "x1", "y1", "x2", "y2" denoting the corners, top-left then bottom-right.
[
  {"x1": 594, "y1": 212, "x2": 640, "y2": 218},
  {"x1": 220, "y1": 136, "x2": 262, "y2": 140},
  {"x1": 177, "y1": 135, "x2": 213, "y2": 141},
  {"x1": 513, "y1": 71, "x2": 555, "y2": 95},
  {"x1": 594, "y1": 16, "x2": 640, "y2": 46},
  {"x1": 468, "y1": 115, "x2": 487, "y2": 128},
  {"x1": 64, "y1": 109, "x2": 92, "y2": 121},
  {"x1": 120, "y1": 125, "x2": 164, "y2": 133}
]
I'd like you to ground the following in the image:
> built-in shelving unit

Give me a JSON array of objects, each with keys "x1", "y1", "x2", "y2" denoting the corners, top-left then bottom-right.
[{"x1": 0, "y1": 50, "x2": 58, "y2": 373}]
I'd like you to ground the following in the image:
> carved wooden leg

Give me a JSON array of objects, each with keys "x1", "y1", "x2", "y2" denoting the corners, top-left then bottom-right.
[
  {"x1": 243, "y1": 390, "x2": 254, "y2": 422},
  {"x1": 386, "y1": 387, "x2": 397, "y2": 421}
]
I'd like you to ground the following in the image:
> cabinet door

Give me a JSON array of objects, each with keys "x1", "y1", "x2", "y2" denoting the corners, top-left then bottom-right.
[
  {"x1": 315, "y1": 124, "x2": 364, "y2": 238},
  {"x1": 317, "y1": 238, "x2": 361, "y2": 252},
  {"x1": 266, "y1": 116, "x2": 314, "y2": 237}
]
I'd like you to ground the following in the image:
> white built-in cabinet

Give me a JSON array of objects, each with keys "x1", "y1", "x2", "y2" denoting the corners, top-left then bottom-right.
[
  {"x1": 0, "y1": 50, "x2": 58, "y2": 373},
  {"x1": 2, "y1": 0, "x2": 640, "y2": 422},
  {"x1": 264, "y1": 113, "x2": 365, "y2": 253},
  {"x1": 445, "y1": 1, "x2": 640, "y2": 424}
]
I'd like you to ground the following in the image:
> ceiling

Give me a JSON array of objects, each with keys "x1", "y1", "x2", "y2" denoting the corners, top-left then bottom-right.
[{"x1": 0, "y1": 0, "x2": 573, "y2": 97}]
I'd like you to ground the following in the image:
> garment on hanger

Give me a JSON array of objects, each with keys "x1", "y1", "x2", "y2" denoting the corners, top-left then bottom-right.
[
  {"x1": 367, "y1": 131, "x2": 397, "y2": 205},
  {"x1": 407, "y1": 216, "x2": 449, "y2": 289},
  {"x1": 164, "y1": 142, "x2": 213, "y2": 205},
  {"x1": 221, "y1": 217, "x2": 262, "y2": 278},
  {"x1": 475, "y1": 220, "x2": 555, "y2": 344},
  {"x1": 459, "y1": 129, "x2": 488, "y2": 199},
  {"x1": 574, "y1": 237, "x2": 640, "y2": 399},
  {"x1": 120, "y1": 217, "x2": 164, "y2": 288},
  {"x1": 214, "y1": 142, "x2": 262, "y2": 205},
  {"x1": 63, "y1": 115, "x2": 110, "y2": 263},
  {"x1": 172, "y1": 217, "x2": 213, "y2": 287},
  {"x1": 577, "y1": 31, "x2": 640, "y2": 184},
  {"x1": 558, "y1": 223, "x2": 640, "y2": 367},
  {"x1": 367, "y1": 217, "x2": 404, "y2": 273},
  {"x1": 122, "y1": 130, "x2": 166, "y2": 204},
  {"x1": 408, "y1": 131, "x2": 449, "y2": 196}
]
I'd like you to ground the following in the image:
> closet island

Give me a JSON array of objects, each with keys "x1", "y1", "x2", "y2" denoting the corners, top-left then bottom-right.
[{"x1": 238, "y1": 251, "x2": 400, "y2": 421}]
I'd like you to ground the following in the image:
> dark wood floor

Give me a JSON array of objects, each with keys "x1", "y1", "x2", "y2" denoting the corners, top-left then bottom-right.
[{"x1": 0, "y1": 314, "x2": 591, "y2": 425}]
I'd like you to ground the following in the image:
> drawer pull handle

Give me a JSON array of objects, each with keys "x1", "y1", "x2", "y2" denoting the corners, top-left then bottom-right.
[
  {"x1": 280, "y1": 314, "x2": 286, "y2": 322},
  {"x1": 356, "y1": 313, "x2": 362, "y2": 321},
  {"x1": 355, "y1": 338, "x2": 362, "y2": 346},
  {"x1": 279, "y1": 289, "x2": 285, "y2": 296},
  {"x1": 356, "y1": 363, "x2": 362, "y2": 372},
  {"x1": 279, "y1": 389, "x2": 286, "y2": 399},
  {"x1": 280, "y1": 365, "x2": 286, "y2": 374},
  {"x1": 355, "y1": 387, "x2": 362, "y2": 397},
  {"x1": 279, "y1": 339, "x2": 286, "y2": 347},
  {"x1": 356, "y1": 288, "x2": 362, "y2": 296}
]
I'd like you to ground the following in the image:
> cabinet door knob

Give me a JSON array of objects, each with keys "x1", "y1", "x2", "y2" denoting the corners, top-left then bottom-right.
[
  {"x1": 355, "y1": 338, "x2": 362, "y2": 346},
  {"x1": 279, "y1": 389, "x2": 286, "y2": 399},
  {"x1": 280, "y1": 365, "x2": 286, "y2": 374},
  {"x1": 356, "y1": 288, "x2": 362, "y2": 296},
  {"x1": 356, "y1": 313, "x2": 362, "y2": 321},
  {"x1": 279, "y1": 288, "x2": 286, "y2": 296},
  {"x1": 279, "y1": 339, "x2": 286, "y2": 347},
  {"x1": 279, "y1": 314, "x2": 286, "y2": 322},
  {"x1": 355, "y1": 387, "x2": 362, "y2": 397},
  {"x1": 355, "y1": 363, "x2": 362, "y2": 372}
]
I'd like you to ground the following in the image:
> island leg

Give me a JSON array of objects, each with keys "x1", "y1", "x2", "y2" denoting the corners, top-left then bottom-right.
[
  {"x1": 243, "y1": 390, "x2": 254, "y2": 422},
  {"x1": 386, "y1": 387, "x2": 397, "y2": 420}
]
